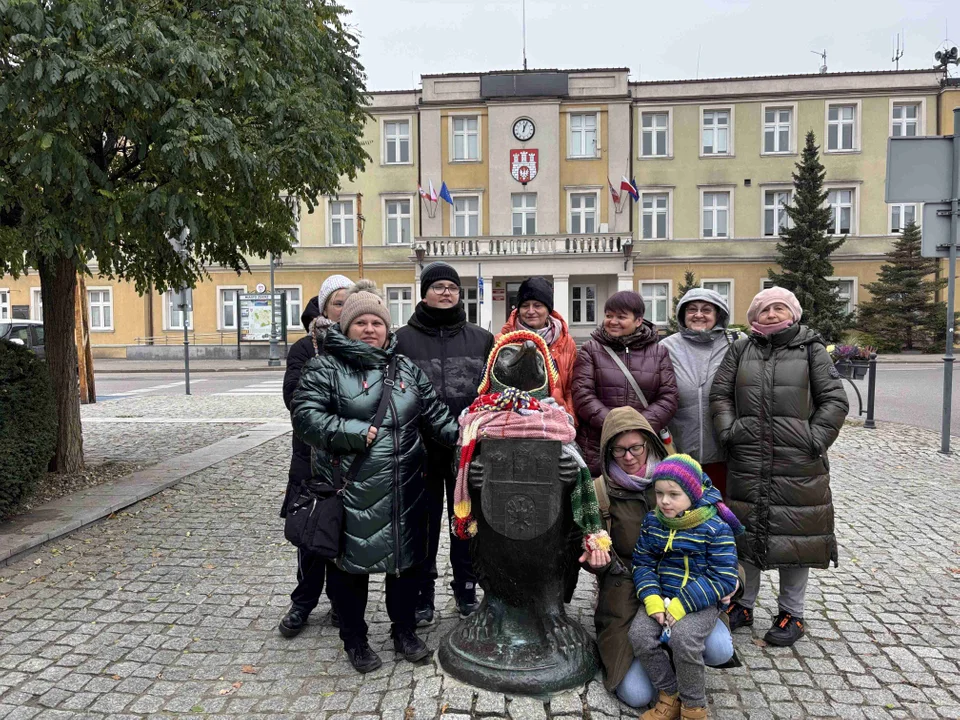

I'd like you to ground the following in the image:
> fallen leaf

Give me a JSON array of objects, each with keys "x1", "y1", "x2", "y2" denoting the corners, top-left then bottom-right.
[
  {"x1": 404, "y1": 709, "x2": 415, "y2": 720},
  {"x1": 232, "y1": 681, "x2": 242, "y2": 688},
  {"x1": 203, "y1": 564, "x2": 216, "y2": 569},
  {"x1": 441, "y1": 703, "x2": 449, "y2": 714},
  {"x1": 241, "y1": 665, "x2": 258, "y2": 674},
  {"x1": 752, "y1": 638, "x2": 767, "y2": 648},
  {"x1": 111, "y1": 675, "x2": 121, "y2": 681},
  {"x1": 33, "y1": 559, "x2": 42, "y2": 566}
]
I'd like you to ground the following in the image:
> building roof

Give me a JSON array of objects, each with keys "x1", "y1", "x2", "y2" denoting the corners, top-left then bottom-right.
[
  {"x1": 629, "y1": 68, "x2": 940, "y2": 86},
  {"x1": 421, "y1": 67, "x2": 630, "y2": 79}
]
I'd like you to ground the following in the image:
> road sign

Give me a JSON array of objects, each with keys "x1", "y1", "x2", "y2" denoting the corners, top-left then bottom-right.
[
  {"x1": 886, "y1": 136, "x2": 954, "y2": 204},
  {"x1": 920, "y1": 203, "x2": 958, "y2": 258},
  {"x1": 175, "y1": 287, "x2": 193, "y2": 310}
]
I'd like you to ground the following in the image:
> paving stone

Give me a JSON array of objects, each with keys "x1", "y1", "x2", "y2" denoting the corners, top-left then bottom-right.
[{"x1": 507, "y1": 695, "x2": 547, "y2": 720}]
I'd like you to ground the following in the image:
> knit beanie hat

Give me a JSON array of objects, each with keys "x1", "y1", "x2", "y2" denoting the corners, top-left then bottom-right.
[
  {"x1": 420, "y1": 262, "x2": 461, "y2": 299},
  {"x1": 652, "y1": 454, "x2": 744, "y2": 534},
  {"x1": 339, "y1": 280, "x2": 392, "y2": 333},
  {"x1": 477, "y1": 330, "x2": 560, "y2": 400},
  {"x1": 746, "y1": 287, "x2": 802, "y2": 326},
  {"x1": 516, "y1": 276, "x2": 554, "y2": 314},
  {"x1": 317, "y1": 274, "x2": 353, "y2": 318}
]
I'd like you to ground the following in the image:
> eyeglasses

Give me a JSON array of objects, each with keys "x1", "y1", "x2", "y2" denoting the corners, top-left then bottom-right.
[
  {"x1": 685, "y1": 305, "x2": 715, "y2": 317},
  {"x1": 611, "y1": 443, "x2": 646, "y2": 459},
  {"x1": 429, "y1": 284, "x2": 460, "y2": 296}
]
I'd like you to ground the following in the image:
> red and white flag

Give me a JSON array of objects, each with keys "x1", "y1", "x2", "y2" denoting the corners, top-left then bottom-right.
[
  {"x1": 418, "y1": 183, "x2": 428, "y2": 200},
  {"x1": 428, "y1": 179, "x2": 439, "y2": 203},
  {"x1": 608, "y1": 177, "x2": 621, "y2": 204},
  {"x1": 620, "y1": 175, "x2": 639, "y2": 201}
]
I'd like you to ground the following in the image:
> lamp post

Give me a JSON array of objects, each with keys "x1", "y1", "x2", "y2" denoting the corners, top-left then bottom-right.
[
  {"x1": 268, "y1": 251, "x2": 280, "y2": 367},
  {"x1": 357, "y1": 192, "x2": 366, "y2": 277},
  {"x1": 621, "y1": 238, "x2": 634, "y2": 271},
  {"x1": 168, "y1": 227, "x2": 192, "y2": 394}
]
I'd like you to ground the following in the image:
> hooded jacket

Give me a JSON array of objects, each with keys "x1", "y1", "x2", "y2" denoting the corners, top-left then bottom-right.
[
  {"x1": 709, "y1": 323, "x2": 848, "y2": 570},
  {"x1": 591, "y1": 407, "x2": 667, "y2": 691},
  {"x1": 291, "y1": 326, "x2": 459, "y2": 574},
  {"x1": 499, "y1": 309, "x2": 577, "y2": 417},
  {"x1": 660, "y1": 289, "x2": 734, "y2": 465},
  {"x1": 573, "y1": 322, "x2": 679, "y2": 476}
]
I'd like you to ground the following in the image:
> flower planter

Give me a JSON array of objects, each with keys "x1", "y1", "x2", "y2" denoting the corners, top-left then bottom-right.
[{"x1": 835, "y1": 359, "x2": 868, "y2": 380}]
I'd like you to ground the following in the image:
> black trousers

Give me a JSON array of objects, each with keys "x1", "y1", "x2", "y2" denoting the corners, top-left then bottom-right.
[
  {"x1": 424, "y1": 457, "x2": 476, "y2": 592},
  {"x1": 326, "y1": 564, "x2": 419, "y2": 649},
  {"x1": 290, "y1": 547, "x2": 332, "y2": 613}
]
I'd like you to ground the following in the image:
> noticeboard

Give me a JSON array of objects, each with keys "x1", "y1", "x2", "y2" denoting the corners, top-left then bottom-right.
[{"x1": 238, "y1": 293, "x2": 286, "y2": 342}]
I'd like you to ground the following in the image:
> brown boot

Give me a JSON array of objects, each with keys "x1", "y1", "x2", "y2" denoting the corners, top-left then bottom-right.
[
  {"x1": 680, "y1": 703, "x2": 708, "y2": 719},
  {"x1": 640, "y1": 691, "x2": 681, "y2": 720}
]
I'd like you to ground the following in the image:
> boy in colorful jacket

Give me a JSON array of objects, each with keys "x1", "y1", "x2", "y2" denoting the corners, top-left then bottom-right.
[{"x1": 628, "y1": 455, "x2": 743, "y2": 720}]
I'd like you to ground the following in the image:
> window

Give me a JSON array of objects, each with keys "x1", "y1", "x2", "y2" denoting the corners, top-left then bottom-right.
[
  {"x1": 0, "y1": 289, "x2": 9, "y2": 320},
  {"x1": 386, "y1": 286, "x2": 414, "y2": 328},
  {"x1": 278, "y1": 287, "x2": 301, "y2": 330},
  {"x1": 701, "y1": 281, "x2": 732, "y2": 318},
  {"x1": 512, "y1": 193, "x2": 537, "y2": 235},
  {"x1": 569, "y1": 113, "x2": 598, "y2": 158},
  {"x1": 642, "y1": 193, "x2": 669, "y2": 239},
  {"x1": 453, "y1": 196, "x2": 480, "y2": 237},
  {"x1": 329, "y1": 199, "x2": 355, "y2": 246},
  {"x1": 30, "y1": 288, "x2": 43, "y2": 321},
  {"x1": 641, "y1": 112, "x2": 669, "y2": 157},
  {"x1": 452, "y1": 116, "x2": 479, "y2": 161},
  {"x1": 764, "y1": 190, "x2": 792, "y2": 237},
  {"x1": 219, "y1": 288, "x2": 243, "y2": 331},
  {"x1": 891, "y1": 103, "x2": 919, "y2": 137},
  {"x1": 701, "y1": 109, "x2": 730, "y2": 155},
  {"x1": 571, "y1": 285, "x2": 596, "y2": 324},
  {"x1": 833, "y1": 278, "x2": 856, "y2": 315},
  {"x1": 165, "y1": 290, "x2": 192, "y2": 330},
  {"x1": 385, "y1": 199, "x2": 412, "y2": 245},
  {"x1": 639, "y1": 282, "x2": 670, "y2": 326},
  {"x1": 702, "y1": 192, "x2": 730, "y2": 238},
  {"x1": 763, "y1": 107, "x2": 792, "y2": 153},
  {"x1": 827, "y1": 189, "x2": 854, "y2": 235},
  {"x1": 761, "y1": 279, "x2": 776, "y2": 291},
  {"x1": 87, "y1": 288, "x2": 113, "y2": 331},
  {"x1": 384, "y1": 120, "x2": 410, "y2": 164},
  {"x1": 827, "y1": 104, "x2": 857, "y2": 151},
  {"x1": 890, "y1": 203, "x2": 919, "y2": 233},
  {"x1": 464, "y1": 287, "x2": 479, "y2": 325},
  {"x1": 569, "y1": 192, "x2": 597, "y2": 234}
]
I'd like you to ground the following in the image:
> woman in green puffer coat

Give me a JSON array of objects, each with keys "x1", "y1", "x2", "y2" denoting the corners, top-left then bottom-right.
[{"x1": 291, "y1": 281, "x2": 459, "y2": 674}]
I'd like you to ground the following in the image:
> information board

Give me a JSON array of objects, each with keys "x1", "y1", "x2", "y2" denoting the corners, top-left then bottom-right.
[{"x1": 238, "y1": 293, "x2": 286, "y2": 342}]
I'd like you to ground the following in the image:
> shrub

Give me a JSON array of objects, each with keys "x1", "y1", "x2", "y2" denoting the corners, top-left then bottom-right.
[{"x1": 0, "y1": 339, "x2": 57, "y2": 517}]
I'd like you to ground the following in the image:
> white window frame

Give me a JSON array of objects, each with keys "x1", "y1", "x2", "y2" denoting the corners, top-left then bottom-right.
[
  {"x1": 511, "y1": 192, "x2": 537, "y2": 236},
  {"x1": 0, "y1": 288, "x2": 9, "y2": 321},
  {"x1": 163, "y1": 289, "x2": 193, "y2": 331},
  {"x1": 760, "y1": 278, "x2": 776, "y2": 292},
  {"x1": 385, "y1": 284, "x2": 415, "y2": 329},
  {"x1": 639, "y1": 188, "x2": 673, "y2": 240},
  {"x1": 566, "y1": 188, "x2": 601, "y2": 234},
  {"x1": 570, "y1": 284, "x2": 598, "y2": 326},
  {"x1": 829, "y1": 276, "x2": 858, "y2": 315},
  {"x1": 276, "y1": 285, "x2": 303, "y2": 331},
  {"x1": 889, "y1": 98, "x2": 926, "y2": 138},
  {"x1": 449, "y1": 192, "x2": 482, "y2": 237},
  {"x1": 639, "y1": 108, "x2": 673, "y2": 159},
  {"x1": 699, "y1": 187, "x2": 734, "y2": 239},
  {"x1": 328, "y1": 195, "x2": 357, "y2": 246},
  {"x1": 760, "y1": 102, "x2": 797, "y2": 155},
  {"x1": 217, "y1": 285, "x2": 247, "y2": 332},
  {"x1": 825, "y1": 185, "x2": 858, "y2": 236},
  {"x1": 700, "y1": 106, "x2": 734, "y2": 157},
  {"x1": 463, "y1": 286, "x2": 479, "y2": 325},
  {"x1": 382, "y1": 194, "x2": 415, "y2": 246},
  {"x1": 30, "y1": 287, "x2": 43, "y2": 321},
  {"x1": 382, "y1": 116, "x2": 413, "y2": 165},
  {"x1": 638, "y1": 281, "x2": 672, "y2": 327},
  {"x1": 449, "y1": 113, "x2": 482, "y2": 162},
  {"x1": 825, "y1": 100, "x2": 861, "y2": 153},
  {"x1": 86, "y1": 286, "x2": 114, "y2": 332},
  {"x1": 567, "y1": 110, "x2": 600, "y2": 159},
  {"x1": 761, "y1": 186, "x2": 793, "y2": 238},
  {"x1": 889, "y1": 202, "x2": 921, "y2": 234},
  {"x1": 700, "y1": 279, "x2": 735, "y2": 323}
]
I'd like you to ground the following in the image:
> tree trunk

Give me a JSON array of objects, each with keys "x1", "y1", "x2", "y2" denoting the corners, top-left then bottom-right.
[{"x1": 38, "y1": 254, "x2": 85, "y2": 472}]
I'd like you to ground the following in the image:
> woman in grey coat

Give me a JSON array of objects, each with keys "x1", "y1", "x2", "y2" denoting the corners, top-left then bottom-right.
[{"x1": 660, "y1": 288, "x2": 734, "y2": 494}]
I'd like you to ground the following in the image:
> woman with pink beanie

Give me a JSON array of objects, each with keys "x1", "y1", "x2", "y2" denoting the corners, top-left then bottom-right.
[{"x1": 709, "y1": 287, "x2": 847, "y2": 647}]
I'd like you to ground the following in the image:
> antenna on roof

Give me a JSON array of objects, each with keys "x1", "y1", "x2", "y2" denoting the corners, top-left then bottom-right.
[
  {"x1": 811, "y1": 49, "x2": 827, "y2": 74},
  {"x1": 892, "y1": 32, "x2": 904, "y2": 70},
  {"x1": 521, "y1": 0, "x2": 528, "y2": 70}
]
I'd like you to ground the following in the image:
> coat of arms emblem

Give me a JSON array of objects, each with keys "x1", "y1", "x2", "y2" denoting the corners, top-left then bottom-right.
[{"x1": 510, "y1": 149, "x2": 538, "y2": 185}]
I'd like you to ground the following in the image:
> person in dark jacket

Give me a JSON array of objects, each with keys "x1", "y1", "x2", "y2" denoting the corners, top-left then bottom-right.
[
  {"x1": 278, "y1": 274, "x2": 353, "y2": 639},
  {"x1": 396, "y1": 262, "x2": 494, "y2": 624},
  {"x1": 291, "y1": 282, "x2": 459, "y2": 673},
  {"x1": 710, "y1": 287, "x2": 848, "y2": 647},
  {"x1": 573, "y1": 291, "x2": 679, "y2": 476}
]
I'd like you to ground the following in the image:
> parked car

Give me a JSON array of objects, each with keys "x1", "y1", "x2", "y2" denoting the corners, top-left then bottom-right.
[{"x1": 0, "y1": 319, "x2": 45, "y2": 359}]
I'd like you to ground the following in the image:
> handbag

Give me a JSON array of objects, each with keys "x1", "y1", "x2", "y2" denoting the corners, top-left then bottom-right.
[
  {"x1": 284, "y1": 356, "x2": 398, "y2": 558},
  {"x1": 601, "y1": 344, "x2": 677, "y2": 455}
]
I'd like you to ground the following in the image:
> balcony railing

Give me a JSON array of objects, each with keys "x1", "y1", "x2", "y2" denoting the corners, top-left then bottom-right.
[{"x1": 416, "y1": 233, "x2": 629, "y2": 258}]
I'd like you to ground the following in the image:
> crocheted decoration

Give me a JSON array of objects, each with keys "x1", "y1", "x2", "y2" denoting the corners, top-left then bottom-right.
[
  {"x1": 477, "y1": 330, "x2": 560, "y2": 399},
  {"x1": 652, "y1": 454, "x2": 745, "y2": 535}
]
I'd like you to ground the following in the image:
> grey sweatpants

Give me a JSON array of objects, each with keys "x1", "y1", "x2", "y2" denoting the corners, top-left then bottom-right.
[
  {"x1": 627, "y1": 606, "x2": 719, "y2": 708},
  {"x1": 739, "y1": 561, "x2": 810, "y2": 617}
]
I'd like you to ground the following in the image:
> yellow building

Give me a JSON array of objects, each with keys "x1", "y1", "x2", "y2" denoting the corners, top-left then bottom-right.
[{"x1": 3, "y1": 69, "x2": 959, "y2": 355}]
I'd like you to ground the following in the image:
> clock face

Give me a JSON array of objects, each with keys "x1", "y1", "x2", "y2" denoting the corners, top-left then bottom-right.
[{"x1": 513, "y1": 118, "x2": 535, "y2": 142}]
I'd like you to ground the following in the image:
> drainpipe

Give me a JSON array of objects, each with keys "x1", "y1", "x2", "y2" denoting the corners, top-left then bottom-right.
[{"x1": 145, "y1": 283, "x2": 154, "y2": 344}]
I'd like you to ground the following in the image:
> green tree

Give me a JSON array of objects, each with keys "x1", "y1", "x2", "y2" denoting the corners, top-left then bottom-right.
[
  {"x1": 858, "y1": 221, "x2": 947, "y2": 352},
  {"x1": 767, "y1": 131, "x2": 848, "y2": 341},
  {"x1": 0, "y1": 0, "x2": 369, "y2": 471},
  {"x1": 668, "y1": 269, "x2": 699, "y2": 333}
]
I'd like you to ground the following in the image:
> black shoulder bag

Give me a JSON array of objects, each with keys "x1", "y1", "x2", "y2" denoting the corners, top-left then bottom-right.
[{"x1": 283, "y1": 357, "x2": 398, "y2": 559}]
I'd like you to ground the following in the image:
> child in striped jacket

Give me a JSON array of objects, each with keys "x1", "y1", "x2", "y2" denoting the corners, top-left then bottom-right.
[{"x1": 628, "y1": 455, "x2": 743, "y2": 720}]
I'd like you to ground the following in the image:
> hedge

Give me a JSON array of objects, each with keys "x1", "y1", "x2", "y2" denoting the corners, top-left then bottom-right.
[{"x1": 0, "y1": 338, "x2": 57, "y2": 517}]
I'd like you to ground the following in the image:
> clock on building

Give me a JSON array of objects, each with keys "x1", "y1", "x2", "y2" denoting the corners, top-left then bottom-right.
[{"x1": 512, "y1": 118, "x2": 535, "y2": 142}]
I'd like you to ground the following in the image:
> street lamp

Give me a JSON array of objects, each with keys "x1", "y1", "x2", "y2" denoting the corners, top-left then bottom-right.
[
  {"x1": 414, "y1": 245, "x2": 426, "y2": 269},
  {"x1": 168, "y1": 227, "x2": 192, "y2": 394},
  {"x1": 621, "y1": 238, "x2": 634, "y2": 272},
  {"x1": 268, "y1": 251, "x2": 281, "y2": 367}
]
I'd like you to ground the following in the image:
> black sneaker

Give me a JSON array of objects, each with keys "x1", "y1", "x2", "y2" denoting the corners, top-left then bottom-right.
[
  {"x1": 415, "y1": 584, "x2": 435, "y2": 627},
  {"x1": 278, "y1": 606, "x2": 309, "y2": 638},
  {"x1": 764, "y1": 611, "x2": 805, "y2": 647},
  {"x1": 453, "y1": 582, "x2": 480, "y2": 618},
  {"x1": 391, "y1": 627, "x2": 430, "y2": 663},
  {"x1": 346, "y1": 642, "x2": 383, "y2": 673},
  {"x1": 725, "y1": 602, "x2": 754, "y2": 631}
]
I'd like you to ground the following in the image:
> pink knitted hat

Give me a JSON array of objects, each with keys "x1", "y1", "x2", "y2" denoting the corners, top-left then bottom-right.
[{"x1": 747, "y1": 287, "x2": 802, "y2": 325}]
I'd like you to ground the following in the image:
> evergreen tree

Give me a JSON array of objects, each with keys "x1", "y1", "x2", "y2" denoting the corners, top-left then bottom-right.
[
  {"x1": 858, "y1": 221, "x2": 946, "y2": 351},
  {"x1": 767, "y1": 131, "x2": 849, "y2": 341},
  {"x1": 668, "y1": 269, "x2": 699, "y2": 333}
]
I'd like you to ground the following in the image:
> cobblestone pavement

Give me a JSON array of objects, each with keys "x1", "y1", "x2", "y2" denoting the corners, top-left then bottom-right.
[
  {"x1": 0, "y1": 422, "x2": 958, "y2": 719},
  {"x1": 82, "y1": 422, "x2": 261, "y2": 466},
  {"x1": 81, "y1": 394, "x2": 288, "y2": 421}
]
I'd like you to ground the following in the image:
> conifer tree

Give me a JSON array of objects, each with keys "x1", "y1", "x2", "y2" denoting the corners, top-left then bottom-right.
[
  {"x1": 668, "y1": 269, "x2": 699, "y2": 333},
  {"x1": 767, "y1": 131, "x2": 849, "y2": 341}
]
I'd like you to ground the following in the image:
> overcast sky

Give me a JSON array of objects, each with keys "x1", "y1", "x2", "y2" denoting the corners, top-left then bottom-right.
[{"x1": 345, "y1": 0, "x2": 959, "y2": 91}]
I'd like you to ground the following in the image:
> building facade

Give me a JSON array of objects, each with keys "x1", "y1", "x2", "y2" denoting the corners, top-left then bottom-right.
[{"x1": 3, "y1": 68, "x2": 959, "y2": 355}]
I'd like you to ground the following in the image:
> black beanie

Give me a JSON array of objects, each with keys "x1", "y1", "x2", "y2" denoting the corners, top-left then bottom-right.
[
  {"x1": 517, "y1": 276, "x2": 554, "y2": 314},
  {"x1": 420, "y1": 262, "x2": 461, "y2": 299}
]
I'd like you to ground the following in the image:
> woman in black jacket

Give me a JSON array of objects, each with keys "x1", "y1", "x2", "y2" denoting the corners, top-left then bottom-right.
[{"x1": 278, "y1": 274, "x2": 353, "y2": 639}]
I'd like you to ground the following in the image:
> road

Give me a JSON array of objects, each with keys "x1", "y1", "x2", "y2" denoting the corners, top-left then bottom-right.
[{"x1": 94, "y1": 371, "x2": 283, "y2": 400}]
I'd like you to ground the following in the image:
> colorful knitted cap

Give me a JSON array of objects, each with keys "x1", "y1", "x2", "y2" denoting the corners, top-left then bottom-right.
[
  {"x1": 477, "y1": 330, "x2": 560, "y2": 400},
  {"x1": 652, "y1": 454, "x2": 745, "y2": 535}
]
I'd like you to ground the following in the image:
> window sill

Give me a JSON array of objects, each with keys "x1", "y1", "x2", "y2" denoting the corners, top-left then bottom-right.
[
  {"x1": 380, "y1": 161, "x2": 415, "y2": 168},
  {"x1": 328, "y1": 243, "x2": 358, "y2": 248},
  {"x1": 824, "y1": 149, "x2": 861, "y2": 155},
  {"x1": 385, "y1": 242, "x2": 413, "y2": 248},
  {"x1": 699, "y1": 236, "x2": 732, "y2": 240},
  {"x1": 760, "y1": 152, "x2": 798, "y2": 158},
  {"x1": 90, "y1": 328, "x2": 115, "y2": 333},
  {"x1": 638, "y1": 154, "x2": 674, "y2": 160},
  {"x1": 449, "y1": 158, "x2": 482, "y2": 164},
  {"x1": 699, "y1": 153, "x2": 736, "y2": 159},
  {"x1": 641, "y1": 237, "x2": 672, "y2": 241},
  {"x1": 566, "y1": 155, "x2": 602, "y2": 161}
]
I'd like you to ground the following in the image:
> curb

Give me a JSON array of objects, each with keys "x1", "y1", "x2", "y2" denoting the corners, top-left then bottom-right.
[{"x1": 0, "y1": 422, "x2": 291, "y2": 567}]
